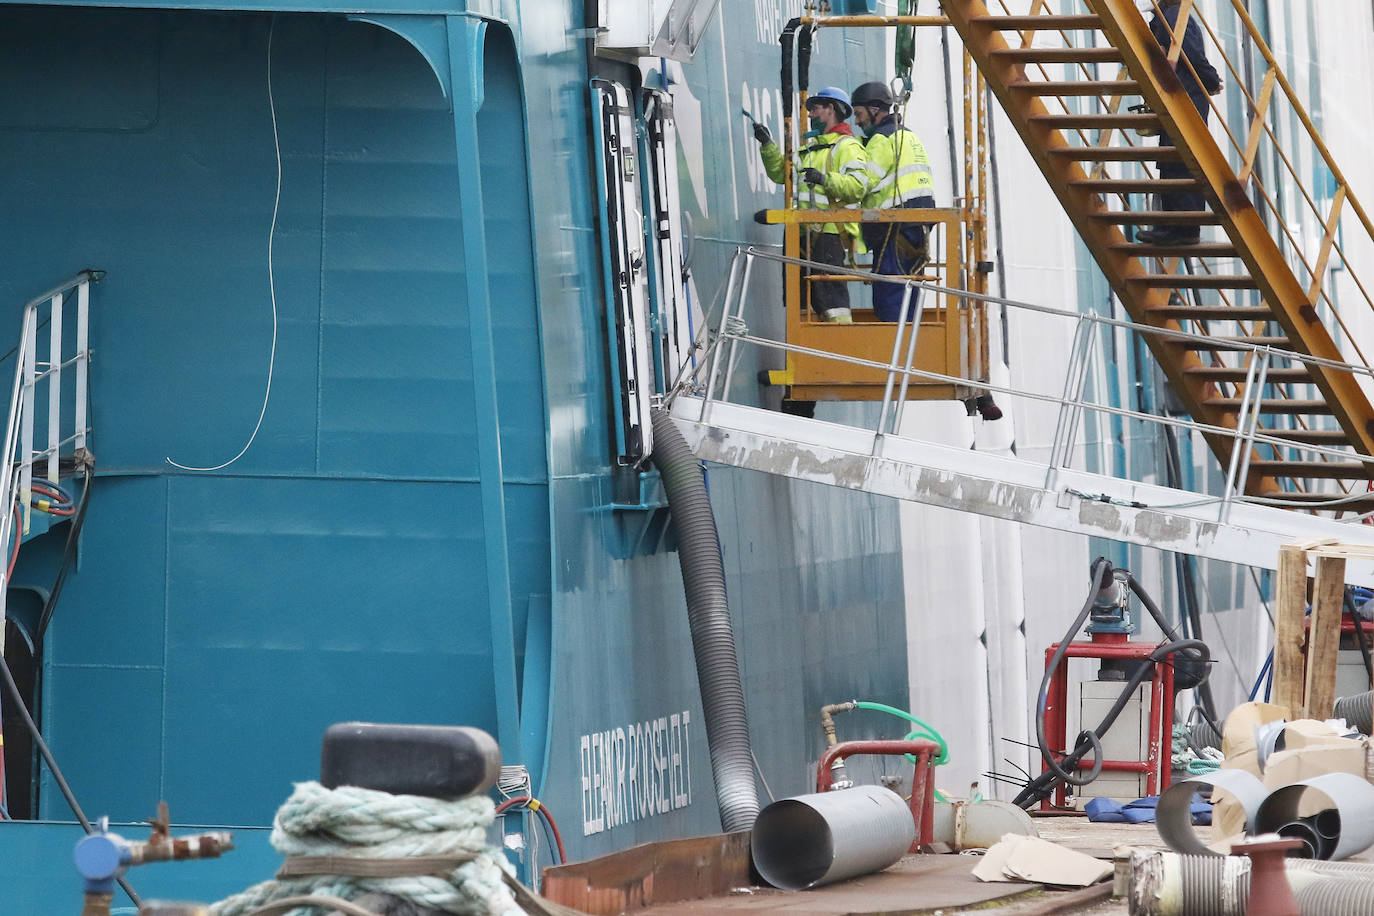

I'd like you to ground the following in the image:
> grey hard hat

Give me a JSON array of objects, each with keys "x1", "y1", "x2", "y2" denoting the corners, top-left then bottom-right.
[{"x1": 851, "y1": 81, "x2": 894, "y2": 110}]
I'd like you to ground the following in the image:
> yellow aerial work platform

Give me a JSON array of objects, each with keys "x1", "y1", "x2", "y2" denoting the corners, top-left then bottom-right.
[{"x1": 760, "y1": 11, "x2": 995, "y2": 406}]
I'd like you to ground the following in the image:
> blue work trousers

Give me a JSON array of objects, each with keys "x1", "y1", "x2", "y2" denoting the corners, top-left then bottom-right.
[{"x1": 861, "y1": 196, "x2": 935, "y2": 321}]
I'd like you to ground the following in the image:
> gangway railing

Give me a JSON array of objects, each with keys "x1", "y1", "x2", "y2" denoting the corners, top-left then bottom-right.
[
  {"x1": 0, "y1": 270, "x2": 98, "y2": 657},
  {"x1": 678, "y1": 249, "x2": 1374, "y2": 529}
]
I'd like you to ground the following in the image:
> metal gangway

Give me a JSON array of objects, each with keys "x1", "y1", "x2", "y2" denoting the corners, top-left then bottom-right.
[{"x1": 669, "y1": 248, "x2": 1374, "y2": 582}]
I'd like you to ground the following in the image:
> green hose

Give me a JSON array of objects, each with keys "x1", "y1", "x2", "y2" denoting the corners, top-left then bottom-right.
[{"x1": 854, "y1": 701, "x2": 950, "y2": 766}]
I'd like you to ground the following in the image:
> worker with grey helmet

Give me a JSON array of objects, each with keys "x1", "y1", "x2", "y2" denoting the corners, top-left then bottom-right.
[
  {"x1": 850, "y1": 80, "x2": 936, "y2": 322},
  {"x1": 754, "y1": 86, "x2": 869, "y2": 323},
  {"x1": 852, "y1": 81, "x2": 1002, "y2": 421}
]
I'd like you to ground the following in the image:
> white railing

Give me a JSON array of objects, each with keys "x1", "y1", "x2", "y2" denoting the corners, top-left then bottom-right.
[
  {"x1": 678, "y1": 248, "x2": 1374, "y2": 521},
  {"x1": 0, "y1": 270, "x2": 97, "y2": 655}
]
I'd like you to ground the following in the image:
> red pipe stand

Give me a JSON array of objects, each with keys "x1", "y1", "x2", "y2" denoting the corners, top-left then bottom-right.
[
  {"x1": 1039, "y1": 633, "x2": 1174, "y2": 811},
  {"x1": 816, "y1": 738, "x2": 939, "y2": 851}
]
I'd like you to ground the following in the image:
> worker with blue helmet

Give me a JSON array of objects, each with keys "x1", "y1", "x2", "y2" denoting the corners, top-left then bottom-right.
[{"x1": 753, "y1": 85, "x2": 869, "y2": 323}]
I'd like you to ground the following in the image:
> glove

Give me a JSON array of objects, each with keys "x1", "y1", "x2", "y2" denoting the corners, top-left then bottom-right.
[
  {"x1": 1208, "y1": 77, "x2": 1225, "y2": 96},
  {"x1": 753, "y1": 122, "x2": 772, "y2": 145},
  {"x1": 801, "y1": 167, "x2": 824, "y2": 187}
]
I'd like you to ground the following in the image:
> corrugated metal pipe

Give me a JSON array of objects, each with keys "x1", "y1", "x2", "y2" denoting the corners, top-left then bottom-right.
[
  {"x1": 1128, "y1": 850, "x2": 1374, "y2": 916},
  {"x1": 649, "y1": 409, "x2": 759, "y2": 833},
  {"x1": 1333, "y1": 690, "x2": 1373, "y2": 735},
  {"x1": 751, "y1": 786, "x2": 915, "y2": 890}
]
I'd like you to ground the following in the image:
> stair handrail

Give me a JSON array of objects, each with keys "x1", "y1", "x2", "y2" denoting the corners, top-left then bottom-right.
[
  {"x1": 0, "y1": 270, "x2": 97, "y2": 657},
  {"x1": 1132, "y1": 0, "x2": 1374, "y2": 361},
  {"x1": 684, "y1": 249, "x2": 1374, "y2": 503}
]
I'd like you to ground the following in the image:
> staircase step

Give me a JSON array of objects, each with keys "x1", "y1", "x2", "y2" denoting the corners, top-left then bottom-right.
[
  {"x1": 1185, "y1": 366, "x2": 1313, "y2": 383},
  {"x1": 1093, "y1": 210, "x2": 1217, "y2": 225},
  {"x1": 1129, "y1": 274, "x2": 1258, "y2": 289},
  {"x1": 1029, "y1": 113, "x2": 1161, "y2": 130},
  {"x1": 1008, "y1": 79, "x2": 1140, "y2": 97},
  {"x1": 1050, "y1": 146, "x2": 1180, "y2": 161},
  {"x1": 1070, "y1": 178, "x2": 1202, "y2": 194},
  {"x1": 1204, "y1": 398, "x2": 1331, "y2": 415},
  {"x1": 1150, "y1": 305, "x2": 1274, "y2": 320},
  {"x1": 990, "y1": 47, "x2": 1123, "y2": 64},
  {"x1": 1247, "y1": 461, "x2": 1374, "y2": 481},
  {"x1": 1179, "y1": 335, "x2": 1290, "y2": 351},
  {"x1": 1112, "y1": 241, "x2": 1236, "y2": 257},
  {"x1": 1257, "y1": 428, "x2": 1351, "y2": 446},
  {"x1": 970, "y1": 14, "x2": 1104, "y2": 29},
  {"x1": 1258, "y1": 491, "x2": 1374, "y2": 511}
]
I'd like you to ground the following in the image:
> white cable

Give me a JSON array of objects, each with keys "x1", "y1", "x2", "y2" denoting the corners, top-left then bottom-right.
[{"x1": 167, "y1": 17, "x2": 279, "y2": 472}]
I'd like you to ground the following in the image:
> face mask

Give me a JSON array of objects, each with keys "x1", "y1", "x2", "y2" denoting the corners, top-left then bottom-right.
[
  {"x1": 860, "y1": 123, "x2": 877, "y2": 138},
  {"x1": 809, "y1": 117, "x2": 825, "y2": 133}
]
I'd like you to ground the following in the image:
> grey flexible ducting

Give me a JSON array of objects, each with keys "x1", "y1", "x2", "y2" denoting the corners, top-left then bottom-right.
[
  {"x1": 1334, "y1": 690, "x2": 1373, "y2": 735},
  {"x1": 1129, "y1": 852, "x2": 1374, "y2": 916},
  {"x1": 649, "y1": 409, "x2": 760, "y2": 832}
]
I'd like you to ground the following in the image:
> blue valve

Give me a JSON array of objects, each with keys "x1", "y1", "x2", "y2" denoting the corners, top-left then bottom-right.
[{"x1": 74, "y1": 828, "x2": 131, "y2": 893}]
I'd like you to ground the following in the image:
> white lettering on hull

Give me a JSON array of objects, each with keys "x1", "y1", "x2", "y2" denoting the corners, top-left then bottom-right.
[{"x1": 579, "y1": 709, "x2": 694, "y2": 836}]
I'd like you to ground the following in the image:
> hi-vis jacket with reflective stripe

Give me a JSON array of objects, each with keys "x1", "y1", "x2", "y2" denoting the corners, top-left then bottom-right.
[
  {"x1": 861, "y1": 116, "x2": 934, "y2": 210},
  {"x1": 760, "y1": 128, "x2": 868, "y2": 238}
]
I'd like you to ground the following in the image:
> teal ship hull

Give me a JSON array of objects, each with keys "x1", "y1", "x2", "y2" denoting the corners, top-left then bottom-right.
[{"x1": 0, "y1": 1, "x2": 909, "y2": 908}]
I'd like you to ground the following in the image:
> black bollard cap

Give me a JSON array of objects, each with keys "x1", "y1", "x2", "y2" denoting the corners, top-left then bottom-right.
[{"x1": 320, "y1": 723, "x2": 501, "y2": 800}]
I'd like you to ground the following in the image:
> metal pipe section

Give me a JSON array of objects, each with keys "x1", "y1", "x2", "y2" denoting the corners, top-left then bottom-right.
[
  {"x1": 1256, "y1": 773, "x2": 1374, "y2": 861},
  {"x1": 751, "y1": 786, "x2": 915, "y2": 890},
  {"x1": 1334, "y1": 690, "x2": 1373, "y2": 735},
  {"x1": 648, "y1": 409, "x2": 759, "y2": 833},
  {"x1": 1293, "y1": 876, "x2": 1374, "y2": 915},
  {"x1": 1128, "y1": 851, "x2": 1374, "y2": 916},
  {"x1": 1157, "y1": 771, "x2": 1269, "y2": 857}
]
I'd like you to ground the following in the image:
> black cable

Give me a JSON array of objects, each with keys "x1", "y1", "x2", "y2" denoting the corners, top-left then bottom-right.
[
  {"x1": 1344, "y1": 588, "x2": 1374, "y2": 684},
  {"x1": 35, "y1": 464, "x2": 93, "y2": 645},
  {"x1": 1030, "y1": 558, "x2": 1112, "y2": 789},
  {"x1": 1127, "y1": 571, "x2": 1222, "y2": 736},
  {"x1": 0, "y1": 651, "x2": 140, "y2": 907}
]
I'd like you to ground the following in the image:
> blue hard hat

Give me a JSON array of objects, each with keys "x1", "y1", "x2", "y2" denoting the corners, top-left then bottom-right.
[{"x1": 807, "y1": 86, "x2": 853, "y2": 120}]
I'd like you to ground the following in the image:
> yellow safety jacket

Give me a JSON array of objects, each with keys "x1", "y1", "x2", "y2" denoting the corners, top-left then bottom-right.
[
  {"x1": 860, "y1": 118, "x2": 935, "y2": 210},
  {"x1": 760, "y1": 128, "x2": 868, "y2": 238}
]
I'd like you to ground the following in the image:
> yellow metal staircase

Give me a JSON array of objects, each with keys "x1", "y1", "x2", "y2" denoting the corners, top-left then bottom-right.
[{"x1": 941, "y1": 0, "x2": 1374, "y2": 512}]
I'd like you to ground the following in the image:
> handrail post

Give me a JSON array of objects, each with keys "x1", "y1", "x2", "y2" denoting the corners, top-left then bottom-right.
[
  {"x1": 1227, "y1": 350, "x2": 1271, "y2": 523},
  {"x1": 875, "y1": 283, "x2": 916, "y2": 446},
  {"x1": 48, "y1": 293, "x2": 63, "y2": 484},
  {"x1": 1219, "y1": 352, "x2": 1264, "y2": 521},
  {"x1": 702, "y1": 250, "x2": 745, "y2": 420},
  {"x1": 892, "y1": 286, "x2": 929, "y2": 434},
  {"x1": 1045, "y1": 317, "x2": 1092, "y2": 491},
  {"x1": 720, "y1": 253, "x2": 757, "y2": 400},
  {"x1": 76, "y1": 279, "x2": 89, "y2": 454}
]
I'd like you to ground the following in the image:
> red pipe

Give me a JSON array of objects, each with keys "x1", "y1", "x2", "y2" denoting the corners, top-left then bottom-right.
[{"x1": 815, "y1": 739, "x2": 940, "y2": 851}]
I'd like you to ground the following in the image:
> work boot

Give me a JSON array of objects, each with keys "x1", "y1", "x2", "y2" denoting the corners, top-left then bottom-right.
[
  {"x1": 1135, "y1": 227, "x2": 1200, "y2": 245},
  {"x1": 975, "y1": 394, "x2": 1003, "y2": 421},
  {"x1": 822, "y1": 308, "x2": 853, "y2": 324}
]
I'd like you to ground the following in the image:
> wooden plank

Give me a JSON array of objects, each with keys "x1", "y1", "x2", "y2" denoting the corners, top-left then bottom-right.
[
  {"x1": 1307, "y1": 184, "x2": 1348, "y2": 306},
  {"x1": 1304, "y1": 554, "x2": 1347, "y2": 719},
  {"x1": 1274, "y1": 545, "x2": 1309, "y2": 718},
  {"x1": 1238, "y1": 69, "x2": 1277, "y2": 186}
]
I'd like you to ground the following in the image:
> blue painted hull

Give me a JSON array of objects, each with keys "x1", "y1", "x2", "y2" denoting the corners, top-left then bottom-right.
[{"x1": 0, "y1": 3, "x2": 908, "y2": 908}]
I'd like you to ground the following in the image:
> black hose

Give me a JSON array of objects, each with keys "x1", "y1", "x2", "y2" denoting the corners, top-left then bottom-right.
[
  {"x1": 797, "y1": 24, "x2": 813, "y2": 97},
  {"x1": 0, "y1": 652, "x2": 141, "y2": 906},
  {"x1": 780, "y1": 18, "x2": 799, "y2": 121},
  {"x1": 1126, "y1": 571, "x2": 1221, "y2": 736},
  {"x1": 1344, "y1": 588, "x2": 1374, "y2": 684},
  {"x1": 649, "y1": 409, "x2": 758, "y2": 832},
  {"x1": 1019, "y1": 560, "x2": 1214, "y2": 808},
  {"x1": 35, "y1": 464, "x2": 92, "y2": 645}
]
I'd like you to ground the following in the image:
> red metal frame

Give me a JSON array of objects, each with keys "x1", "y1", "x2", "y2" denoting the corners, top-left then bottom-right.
[
  {"x1": 815, "y1": 739, "x2": 939, "y2": 851},
  {"x1": 1039, "y1": 634, "x2": 1174, "y2": 811}
]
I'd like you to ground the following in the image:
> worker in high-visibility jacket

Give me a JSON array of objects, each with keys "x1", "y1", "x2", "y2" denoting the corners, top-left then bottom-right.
[
  {"x1": 754, "y1": 86, "x2": 868, "y2": 323},
  {"x1": 850, "y1": 81, "x2": 936, "y2": 323}
]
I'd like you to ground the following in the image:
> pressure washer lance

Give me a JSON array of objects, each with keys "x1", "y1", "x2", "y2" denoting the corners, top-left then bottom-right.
[{"x1": 73, "y1": 803, "x2": 233, "y2": 916}]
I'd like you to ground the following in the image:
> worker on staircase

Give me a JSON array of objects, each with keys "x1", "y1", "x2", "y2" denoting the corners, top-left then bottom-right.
[
  {"x1": 754, "y1": 86, "x2": 869, "y2": 323},
  {"x1": 1135, "y1": 0, "x2": 1224, "y2": 246},
  {"x1": 850, "y1": 81, "x2": 935, "y2": 322}
]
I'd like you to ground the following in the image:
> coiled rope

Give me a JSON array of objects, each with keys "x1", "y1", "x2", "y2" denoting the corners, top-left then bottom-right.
[{"x1": 211, "y1": 782, "x2": 526, "y2": 916}]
